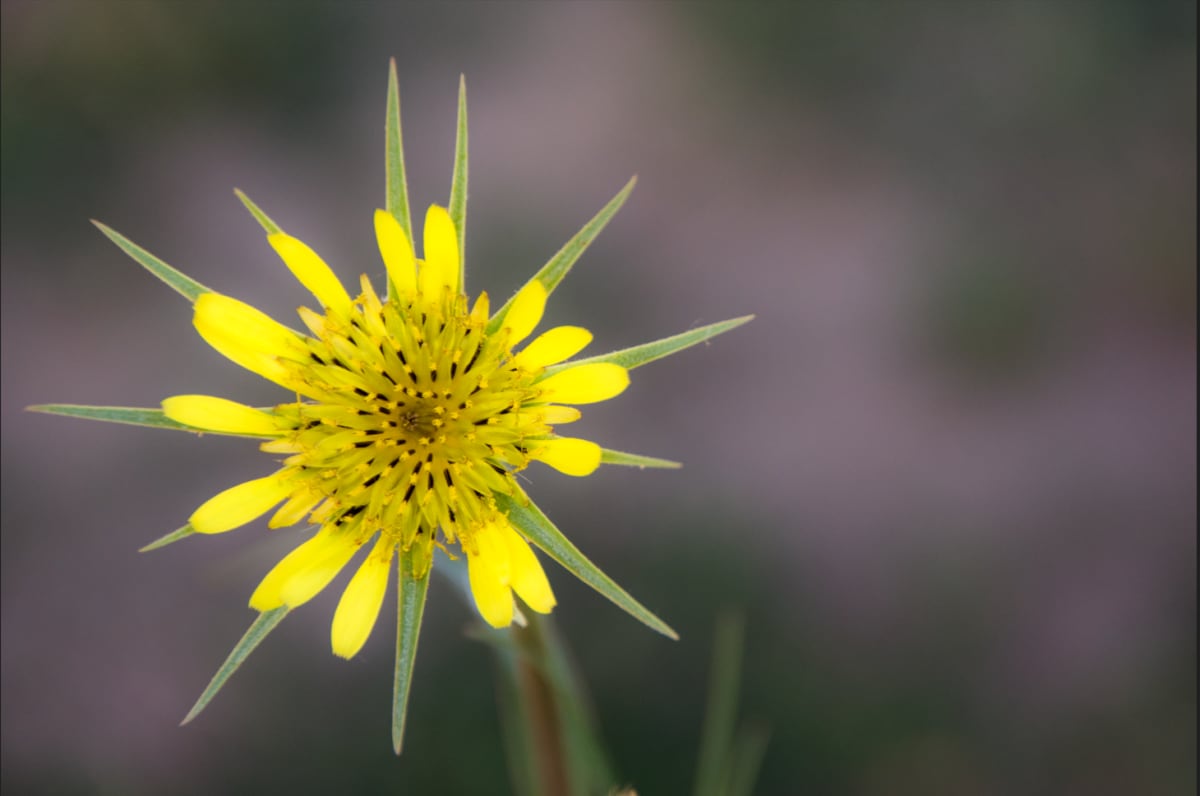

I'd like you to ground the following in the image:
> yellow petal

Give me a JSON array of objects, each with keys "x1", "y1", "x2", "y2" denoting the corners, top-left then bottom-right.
[
  {"x1": 539, "y1": 405, "x2": 582, "y2": 425},
  {"x1": 503, "y1": 279, "x2": 547, "y2": 346},
  {"x1": 331, "y1": 538, "x2": 394, "y2": 659},
  {"x1": 162, "y1": 395, "x2": 283, "y2": 436},
  {"x1": 538, "y1": 363, "x2": 629, "y2": 404},
  {"x1": 530, "y1": 437, "x2": 602, "y2": 477},
  {"x1": 467, "y1": 525, "x2": 513, "y2": 628},
  {"x1": 278, "y1": 535, "x2": 362, "y2": 608},
  {"x1": 373, "y1": 209, "x2": 417, "y2": 296},
  {"x1": 189, "y1": 471, "x2": 295, "y2": 534},
  {"x1": 193, "y1": 293, "x2": 303, "y2": 388},
  {"x1": 421, "y1": 205, "x2": 460, "y2": 296},
  {"x1": 268, "y1": 233, "x2": 352, "y2": 314},
  {"x1": 268, "y1": 488, "x2": 323, "y2": 529},
  {"x1": 501, "y1": 526, "x2": 555, "y2": 614},
  {"x1": 250, "y1": 528, "x2": 339, "y2": 610},
  {"x1": 470, "y1": 291, "x2": 490, "y2": 324},
  {"x1": 514, "y1": 326, "x2": 592, "y2": 370}
]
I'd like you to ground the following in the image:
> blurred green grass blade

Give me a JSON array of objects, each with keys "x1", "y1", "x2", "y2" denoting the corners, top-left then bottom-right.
[
  {"x1": 181, "y1": 607, "x2": 288, "y2": 725},
  {"x1": 234, "y1": 189, "x2": 283, "y2": 234},
  {"x1": 489, "y1": 177, "x2": 637, "y2": 334},
  {"x1": 385, "y1": 58, "x2": 413, "y2": 304},
  {"x1": 524, "y1": 614, "x2": 616, "y2": 795},
  {"x1": 139, "y1": 524, "x2": 195, "y2": 553},
  {"x1": 727, "y1": 724, "x2": 771, "y2": 796},
  {"x1": 496, "y1": 492, "x2": 677, "y2": 640},
  {"x1": 26, "y1": 404, "x2": 272, "y2": 439},
  {"x1": 91, "y1": 221, "x2": 210, "y2": 302},
  {"x1": 392, "y1": 550, "x2": 430, "y2": 755},
  {"x1": 547, "y1": 316, "x2": 753, "y2": 376},
  {"x1": 492, "y1": 641, "x2": 545, "y2": 796},
  {"x1": 600, "y1": 448, "x2": 682, "y2": 469},
  {"x1": 694, "y1": 611, "x2": 744, "y2": 796},
  {"x1": 449, "y1": 74, "x2": 468, "y2": 289}
]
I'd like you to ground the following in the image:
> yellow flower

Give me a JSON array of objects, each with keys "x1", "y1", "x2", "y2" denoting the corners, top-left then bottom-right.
[{"x1": 32, "y1": 63, "x2": 750, "y2": 752}]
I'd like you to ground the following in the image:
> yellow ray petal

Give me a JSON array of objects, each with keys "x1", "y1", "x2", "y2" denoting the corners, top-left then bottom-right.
[
  {"x1": 502, "y1": 279, "x2": 547, "y2": 346},
  {"x1": 537, "y1": 363, "x2": 629, "y2": 404},
  {"x1": 162, "y1": 395, "x2": 283, "y2": 436},
  {"x1": 250, "y1": 528, "x2": 340, "y2": 610},
  {"x1": 421, "y1": 205, "x2": 460, "y2": 296},
  {"x1": 268, "y1": 488, "x2": 323, "y2": 529},
  {"x1": 501, "y1": 526, "x2": 555, "y2": 614},
  {"x1": 331, "y1": 537, "x2": 394, "y2": 659},
  {"x1": 268, "y1": 233, "x2": 352, "y2": 315},
  {"x1": 538, "y1": 405, "x2": 582, "y2": 425},
  {"x1": 193, "y1": 293, "x2": 304, "y2": 388},
  {"x1": 515, "y1": 326, "x2": 592, "y2": 370},
  {"x1": 530, "y1": 437, "x2": 602, "y2": 477},
  {"x1": 467, "y1": 525, "x2": 513, "y2": 628},
  {"x1": 278, "y1": 535, "x2": 363, "y2": 608},
  {"x1": 189, "y1": 471, "x2": 295, "y2": 534},
  {"x1": 374, "y1": 209, "x2": 417, "y2": 296}
]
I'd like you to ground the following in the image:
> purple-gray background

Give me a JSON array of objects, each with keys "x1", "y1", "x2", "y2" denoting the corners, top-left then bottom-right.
[{"x1": 2, "y1": 2, "x2": 1195, "y2": 793}]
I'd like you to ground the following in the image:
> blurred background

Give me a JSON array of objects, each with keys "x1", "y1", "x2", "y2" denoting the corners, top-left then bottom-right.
[{"x1": 2, "y1": 1, "x2": 1194, "y2": 794}]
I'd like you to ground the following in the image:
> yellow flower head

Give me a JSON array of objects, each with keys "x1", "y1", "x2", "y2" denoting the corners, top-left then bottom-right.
[{"x1": 33, "y1": 63, "x2": 750, "y2": 753}]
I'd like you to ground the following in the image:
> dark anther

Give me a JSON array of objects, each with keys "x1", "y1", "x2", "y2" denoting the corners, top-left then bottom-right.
[
  {"x1": 354, "y1": 387, "x2": 370, "y2": 397},
  {"x1": 363, "y1": 473, "x2": 381, "y2": 487},
  {"x1": 403, "y1": 484, "x2": 415, "y2": 502},
  {"x1": 310, "y1": 353, "x2": 327, "y2": 365},
  {"x1": 354, "y1": 441, "x2": 373, "y2": 449}
]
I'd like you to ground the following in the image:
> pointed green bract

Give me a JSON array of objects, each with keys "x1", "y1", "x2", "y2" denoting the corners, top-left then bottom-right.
[
  {"x1": 91, "y1": 221, "x2": 210, "y2": 302},
  {"x1": 488, "y1": 177, "x2": 638, "y2": 335},
  {"x1": 139, "y1": 524, "x2": 195, "y2": 553},
  {"x1": 26, "y1": 404, "x2": 273, "y2": 439},
  {"x1": 600, "y1": 448, "x2": 682, "y2": 470},
  {"x1": 727, "y1": 724, "x2": 772, "y2": 796},
  {"x1": 495, "y1": 491, "x2": 678, "y2": 640},
  {"x1": 545, "y1": 315, "x2": 754, "y2": 377},
  {"x1": 385, "y1": 59, "x2": 413, "y2": 303},
  {"x1": 449, "y1": 75, "x2": 468, "y2": 289},
  {"x1": 182, "y1": 607, "x2": 289, "y2": 725},
  {"x1": 392, "y1": 549, "x2": 430, "y2": 755},
  {"x1": 234, "y1": 189, "x2": 283, "y2": 235}
]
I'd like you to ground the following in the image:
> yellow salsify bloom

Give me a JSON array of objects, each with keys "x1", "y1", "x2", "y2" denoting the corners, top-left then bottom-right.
[{"x1": 32, "y1": 63, "x2": 750, "y2": 753}]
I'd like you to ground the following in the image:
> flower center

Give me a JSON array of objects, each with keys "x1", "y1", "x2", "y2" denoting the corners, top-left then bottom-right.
[{"x1": 267, "y1": 282, "x2": 550, "y2": 558}]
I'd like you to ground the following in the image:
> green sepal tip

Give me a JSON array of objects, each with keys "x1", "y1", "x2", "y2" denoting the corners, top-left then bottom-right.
[
  {"x1": 489, "y1": 176, "x2": 637, "y2": 334},
  {"x1": 546, "y1": 315, "x2": 754, "y2": 376},
  {"x1": 25, "y1": 404, "x2": 275, "y2": 439},
  {"x1": 139, "y1": 524, "x2": 195, "y2": 553},
  {"x1": 600, "y1": 448, "x2": 682, "y2": 469},
  {"x1": 448, "y1": 74, "x2": 468, "y2": 289},
  {"x1": 496, "y1": 490, "x2": 678, "y2": 640},
  {"x1": 392, "y1": 548, "x2": 430, "y2": 755},
  {"x1": 91, "y1": 221, "x2": 211, "y2": 302},
  {"x1": 181, "y1": 607, "x2": 289, "y2": 725},
  {"x1": 385, "y1": 58, "x2": 413, "y2": 304},
  {"x1": 233, "y1": 189, "x2": 284, "y2": 235}
]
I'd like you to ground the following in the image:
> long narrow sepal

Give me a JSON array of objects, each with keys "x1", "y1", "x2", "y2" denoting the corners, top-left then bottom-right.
[
  {"x1": 91, "y1": 221, "x2": 210, "y2": 302},
  {"x1": 448, "y1": 74, "x2": 468, "y2": 290},
  {"x1": 488, "y1": 176, "x2": 638, "y2": 334},
  {"x1": 385, "y1": 58, "x2": 413, "y2": 304},
  {"x1": 392, "y1": 549, "x2": 430, "y2": 755},
  {"x1": 495, "y1": 492, "x2": 678, "y2": 640},
  {"x1": 26, "y1": 404, "x2": 275, "y2": 439},
  {"x1": 181, "y1": 607, "x2": 289, "y2": 725},
  {"x1": 139, "y1": 524, "x2": 195, "y2": 553},
  {"x1": 233, "y1": 189, "x2": 284, "y2": 235},
  {"x1": 545, "y1": 315, "x2": 754, "y2": 376},
  {"x1": 600, "y1": 448, "x2": 682, "y2": 469}
]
